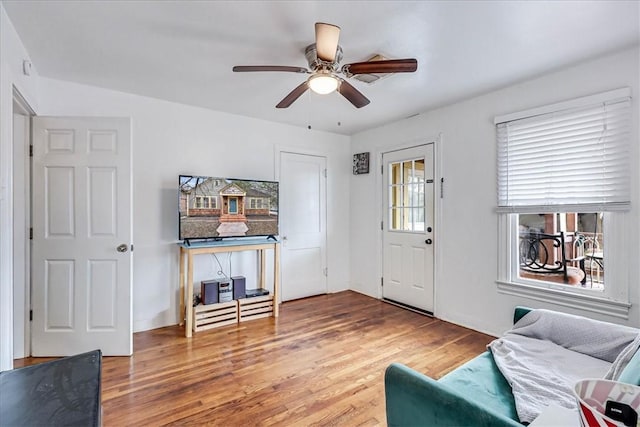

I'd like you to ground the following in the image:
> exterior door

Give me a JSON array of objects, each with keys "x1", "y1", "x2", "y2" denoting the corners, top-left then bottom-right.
[
  {"x1": 229, "y1": 198, "x2": 238, "y2": 214},
  {"x1": 382, "y1": 144, "x2": 435, "y2": 313},
  {"x1": 31, "y1": 117, "x2": 132, "y2": 356},
  {"x1": 279, "y1": 152, "x2": 327, "y2": 301}
]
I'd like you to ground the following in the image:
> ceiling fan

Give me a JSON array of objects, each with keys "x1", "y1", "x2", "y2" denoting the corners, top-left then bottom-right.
[{"x1": 232, "y1": 22, "x2": 418, "y2": 109}]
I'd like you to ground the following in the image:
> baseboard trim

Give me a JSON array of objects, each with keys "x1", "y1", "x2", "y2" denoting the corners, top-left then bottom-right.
[{"x1": 383, "y1": 298, "x2": 433, "y2": 317}]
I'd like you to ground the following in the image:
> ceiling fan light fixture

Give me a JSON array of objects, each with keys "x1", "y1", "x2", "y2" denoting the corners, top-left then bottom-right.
[{"x1": 308, "y1": 74, "x2": 339, "y2": 95}]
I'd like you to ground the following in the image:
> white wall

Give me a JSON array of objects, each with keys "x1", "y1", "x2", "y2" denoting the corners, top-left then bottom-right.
[
  {"x1": 350, "y1": 47, "x2": 640, "y2": 337},
  {"x1": 36, "y1": 77, "x2": 351, "y2": 332},
  {"x1": 0, "y1": 3, "x2": 39, "y2": 371},
  {"x1": 2, "y1": 1, "x2": 638, "y2": 368}
]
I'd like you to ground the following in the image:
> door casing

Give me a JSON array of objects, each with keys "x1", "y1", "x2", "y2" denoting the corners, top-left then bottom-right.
[{"x1": 12, "y1": 89, "x2": 35, "y2": 359}]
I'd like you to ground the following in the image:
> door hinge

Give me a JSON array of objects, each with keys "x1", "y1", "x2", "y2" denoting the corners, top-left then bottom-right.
[
  {"x1": 381, "y1": 165, "x2": 384, "y2": 174},
  {"x1": 380, "y1": 221, "x2": 383, "y2": 230},
  {"x1": 323, "y1": 267, "x2": 328, "y2": 277},
  {"x1": 440, "y1": 177, "x2": 444, "y2": 198},
  {"x1": 29, "y1": 310, "x2": 33, "y2": 321},
  {"x1": 29, "y1": 145, "x2": 33, "y2": 157},
  {"x1": 29, "y1": 227, "x2": 33, "y2": 240},
  {"x1": 381, "y1": 277, "x2": 384, "y2": 287},
  {"x1": 324, "y1": 168, "x2": 327, "y2": 178},
  {"x1": 131, "y1": 244, "x2": 134, "y2": 252}
]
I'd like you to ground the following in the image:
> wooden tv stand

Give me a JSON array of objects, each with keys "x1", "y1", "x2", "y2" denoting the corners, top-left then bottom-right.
[{"x1": 178, "y1": 238, "x2": 280, "y2": 337}]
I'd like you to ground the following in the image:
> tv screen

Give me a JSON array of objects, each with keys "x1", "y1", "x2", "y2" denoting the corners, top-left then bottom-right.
[{"x1": 179, "y1": 175, "x2": 279, "y2": 241}]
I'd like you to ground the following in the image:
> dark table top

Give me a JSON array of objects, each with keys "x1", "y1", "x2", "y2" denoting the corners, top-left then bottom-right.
[{"x1": 0, "y1": 350, "x2": 101, "y2": 427}]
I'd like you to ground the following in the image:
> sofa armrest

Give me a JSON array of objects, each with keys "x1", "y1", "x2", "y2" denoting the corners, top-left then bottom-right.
[
  {"x1": 514, "y1": 306, "x2": 532, "y2": 324},
  {"x1": 385, "y1": 363, "x2": 522, "y2": 427}
]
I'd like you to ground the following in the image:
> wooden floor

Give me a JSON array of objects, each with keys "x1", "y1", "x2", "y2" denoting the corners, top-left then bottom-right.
[{"x1": 15, "y1": 291, "x2": 493, "y2": 426}]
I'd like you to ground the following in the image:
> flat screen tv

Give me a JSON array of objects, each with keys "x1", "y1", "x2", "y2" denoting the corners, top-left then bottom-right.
[{"x1": 179, "y1": 175, "x2": 278, "y2": 242}]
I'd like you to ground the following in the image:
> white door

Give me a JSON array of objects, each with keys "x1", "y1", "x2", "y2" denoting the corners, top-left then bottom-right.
[
  {"x1": 382, "y1": 144, "x2": 435, "y2": 313},
  {"x1": 31, "y1": 117, "x2": 132, "y2": 356},
  {"x1": 279, "y1": 152, "x2": 327, "y2": 301}
]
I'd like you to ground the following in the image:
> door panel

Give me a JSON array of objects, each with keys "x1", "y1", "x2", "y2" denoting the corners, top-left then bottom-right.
[
  {"x1": 45, "y1": 167, "x2": 75, "y2": 237},
  {"x1": 45, "y1": 260, "x2": 74, "y2": 329},
  {"x1": 88, "y1": 167, "x2": 117, "y2": 236},
  {"x1": 87, "y1": 260, "x2": 117, "y2": 329},
  {"x1": 32, "y1": 117, "x2": 132, "y2": 356},
  {"x1": 389, "y1": 244, "x2": 402, "y2": 283},
  {"x1": 411, "y1": 246, "x2": 426, "y2": 289},
  {"x1": 279, "y1": 152, "x2": 327, "y2": 301},
  {"x1": 382, "y1": 144, "x2": 435, "y2": 312}
]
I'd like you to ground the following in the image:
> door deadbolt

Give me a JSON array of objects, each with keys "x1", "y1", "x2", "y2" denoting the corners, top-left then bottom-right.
[
  {"x1": 427, "y1": 227, "x2": 432, "y2": 233},
  {"x1": 116, "y1": 244, "x2": 128, "y2": 253},
  {"x1": 425, "y1": 239, "x2": 433, "y2": 245}
]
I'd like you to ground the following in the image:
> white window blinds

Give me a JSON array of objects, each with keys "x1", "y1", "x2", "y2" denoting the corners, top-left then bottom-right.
[{"x1": 496, "y1": 89, "x2": 631, "y2": 213}]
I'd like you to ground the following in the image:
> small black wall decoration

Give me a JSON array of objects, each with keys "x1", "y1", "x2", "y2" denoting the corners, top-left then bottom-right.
[{"x1": 353, "y1": 152, "x2": 370, "y2": 175}]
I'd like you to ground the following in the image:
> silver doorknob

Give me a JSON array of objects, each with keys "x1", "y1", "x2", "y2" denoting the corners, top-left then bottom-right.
[{"x1": 116, "y1": 244, "x2": 128, "y2": 253}]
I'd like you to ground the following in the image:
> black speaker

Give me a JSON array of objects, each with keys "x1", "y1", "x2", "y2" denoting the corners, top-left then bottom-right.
[
  {"x1": 200, "y1": 280, "x2": 219, "y2": 305},
  {"x1": 232, "y1": 276, "x2": 246, "y2": 300}
]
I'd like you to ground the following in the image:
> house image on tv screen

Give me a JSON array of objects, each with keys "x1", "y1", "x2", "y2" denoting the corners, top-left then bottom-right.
[{"x1": 179, "y1": 176, "x2": 278, "y2": 239}]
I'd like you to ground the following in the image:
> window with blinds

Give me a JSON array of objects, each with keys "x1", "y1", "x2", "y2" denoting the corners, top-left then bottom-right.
[
  {"x1": 496, "y1": 89, "x2": 631, "y2": 213},
  {"x1": 495, "y1": 88, "x2": 633, "y2": 306}
]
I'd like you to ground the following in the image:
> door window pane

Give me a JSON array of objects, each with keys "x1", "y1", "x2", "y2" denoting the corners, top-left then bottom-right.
[
  {"x1": 390, "y1": 185, "x2": 401, "y2": 210},
  {"x1": 388, "y1": 157, "x2": 426, "y2": 231},
  {"x1": 412, "y1": 208, "x2": 425, "y2": 231}
]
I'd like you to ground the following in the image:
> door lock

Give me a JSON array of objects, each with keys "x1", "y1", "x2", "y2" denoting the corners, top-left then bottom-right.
[
  {"x1": 116, "y1": 244, "x2": 128, "y2": 253},
  {"x1": 425, "y1": 239, "x2": 433, "y2": 245}
]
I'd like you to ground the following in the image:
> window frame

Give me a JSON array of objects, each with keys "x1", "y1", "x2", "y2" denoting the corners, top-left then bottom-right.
[
  {"x1": 249, "y1": 197, "x2": 264, "y2": 209},
  {"x1": 495, "y1": 88, "x2": 632, "y2": 319},
  {"x1": 195, "y1": 195, "x2": 216, "y2": 209},
  {"x1": 497, "y1": 211, "x2": 630, "y2": 318}
]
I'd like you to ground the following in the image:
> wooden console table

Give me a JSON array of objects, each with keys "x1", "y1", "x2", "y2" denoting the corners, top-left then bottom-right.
[{"x1": 178, "y1": 238, "x2": 280, "y2": 337}]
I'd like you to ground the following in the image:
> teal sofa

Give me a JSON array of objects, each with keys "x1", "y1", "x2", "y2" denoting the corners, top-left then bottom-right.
[{"x1": 384, "y1": 307, "x2": 640, "y2": 426}]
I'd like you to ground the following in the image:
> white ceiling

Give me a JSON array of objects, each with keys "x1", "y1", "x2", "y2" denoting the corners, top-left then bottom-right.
[{"x1": 4, "y1": 1, "x2": 639, "y2": 135}]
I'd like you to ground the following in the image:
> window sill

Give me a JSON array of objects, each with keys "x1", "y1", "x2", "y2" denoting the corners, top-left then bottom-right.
[{"x1": 496, "y1": 280, "x2": 631, "y2": 319}]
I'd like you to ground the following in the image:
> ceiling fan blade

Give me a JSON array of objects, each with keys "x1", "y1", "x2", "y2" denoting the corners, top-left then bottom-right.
[
  {"x1": 342, "y1": 58, "x2": 418, "y2": 76},
  {"x1": 276, "y1": 81, "x2": 309, "y2": 108},
  {"x1": 315, "y1": 22, "x2": 340, "y2": 62},
  {"x1": 233, "y1": 65, "x2": 309, "y2": 73},
  {"x1": 338, "y1": 79, "x2": 370, "y2": 108}
]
